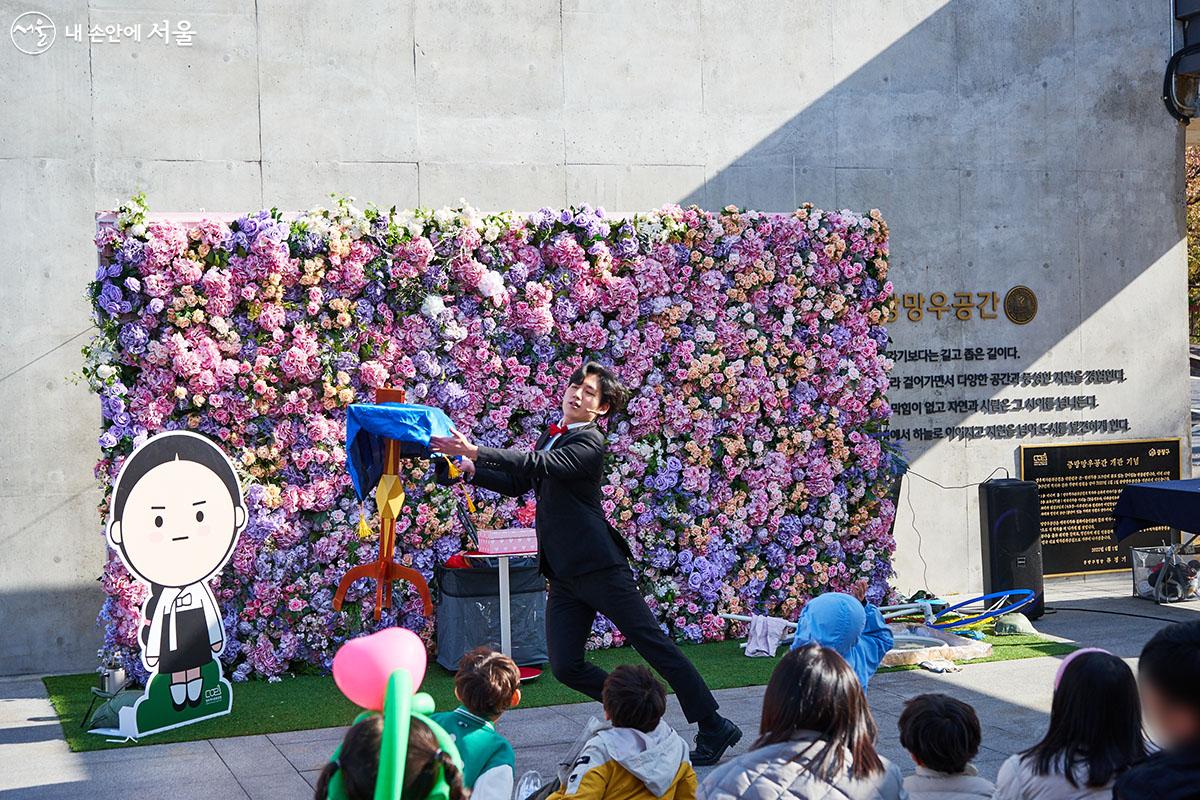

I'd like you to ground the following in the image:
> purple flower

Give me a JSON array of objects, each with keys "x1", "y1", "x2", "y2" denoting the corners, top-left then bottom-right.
[
  {"x1": 118, "y1": 323, "x2": 148, "y2": 354},
  {"x1": 649, "y1": 547, "x2": 675, "y2": 569},
  {"x1": 101, "y1": 394, "x2": 125, "y2": 417},
  {"x1": 238, "y1": 215, "x2": 260, "y2": 238},
  {"x1": 116, "y1": 239, "x2": 145, "y2": 269},
  {"x1": 297, "y1": 231, "x2": 326, "y2": 258},
  {"x1": 98, "y1": 283, "x2": 123, "y2": 315},
  {"x1": 364, "y1": 281, "x2": 385, "y2": 304},
  {"x1": 791, "y1": 382, "x2": 818, "y2": 405}
]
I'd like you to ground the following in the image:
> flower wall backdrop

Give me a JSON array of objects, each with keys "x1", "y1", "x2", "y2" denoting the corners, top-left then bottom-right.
[{"x1": 84, "y1": 194, "x2": 899, "y2": 682}]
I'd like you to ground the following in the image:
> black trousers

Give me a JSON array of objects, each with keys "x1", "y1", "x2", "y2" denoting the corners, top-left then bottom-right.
[{"x1": 545, "y1": 564, "x2": 719, "y2": 723}]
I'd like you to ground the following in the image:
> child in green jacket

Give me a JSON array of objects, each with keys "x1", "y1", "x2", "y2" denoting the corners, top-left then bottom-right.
[{"x1": 431, "y1": 647, "x2": 522, "y2": 800}]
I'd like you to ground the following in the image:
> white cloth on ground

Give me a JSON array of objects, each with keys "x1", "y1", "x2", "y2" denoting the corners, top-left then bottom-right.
[{"x1": 745, "y1": 614, "x2": 792, "y2": 657}]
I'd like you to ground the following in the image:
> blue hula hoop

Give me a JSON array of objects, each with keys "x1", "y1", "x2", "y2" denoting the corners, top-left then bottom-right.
[{"x1": 929, "y1": 589, "x2": 1036, "y2": 629}]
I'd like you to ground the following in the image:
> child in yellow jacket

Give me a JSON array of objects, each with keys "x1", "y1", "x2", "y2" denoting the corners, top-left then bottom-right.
[{"x1": 548, "y1": 665, "x2": 696, "y2": 800}]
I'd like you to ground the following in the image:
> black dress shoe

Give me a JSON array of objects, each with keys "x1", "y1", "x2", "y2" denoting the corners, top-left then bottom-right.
[{"x1": 690, "y1": 716, "x2": 743, "y2": 766}]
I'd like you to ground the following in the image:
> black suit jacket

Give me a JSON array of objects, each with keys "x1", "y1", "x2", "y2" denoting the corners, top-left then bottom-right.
[{"x1": 470, "y1": 423, "x2": 632, "y2": 578}]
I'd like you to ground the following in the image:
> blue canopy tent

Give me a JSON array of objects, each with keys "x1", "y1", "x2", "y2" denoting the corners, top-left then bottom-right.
[
  {"x1": 1113, "y1": 478, "x2": 1200, "y2": 543},
  {"x1": 1114, "y1": 478, "x2": 1200, "y2": 603}
]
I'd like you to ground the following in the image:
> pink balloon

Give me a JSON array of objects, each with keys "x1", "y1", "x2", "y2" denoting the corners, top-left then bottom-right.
[{"x1": 332, "y1": 628, "x2": 428, "y2": 711}]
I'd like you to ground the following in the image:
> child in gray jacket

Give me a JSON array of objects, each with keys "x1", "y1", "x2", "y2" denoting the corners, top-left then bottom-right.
[{"x1": 898, "y1": 694, "x2": 994, "y2": 800}]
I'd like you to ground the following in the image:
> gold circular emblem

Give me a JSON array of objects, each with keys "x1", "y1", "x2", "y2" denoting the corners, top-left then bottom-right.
[{"x1": 1004, "y1": 285, "x2": 1037, "y2": 325}]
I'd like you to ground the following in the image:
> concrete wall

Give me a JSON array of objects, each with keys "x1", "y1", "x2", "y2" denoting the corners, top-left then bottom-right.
[{"x1": 0, "y1": 0, "x2": 1186, "y2": 674}]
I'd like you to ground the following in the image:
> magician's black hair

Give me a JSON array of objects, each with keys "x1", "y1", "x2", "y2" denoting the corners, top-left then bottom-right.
[{"x1": 568, "y1": 360, "x2": 629, "y2": 418}]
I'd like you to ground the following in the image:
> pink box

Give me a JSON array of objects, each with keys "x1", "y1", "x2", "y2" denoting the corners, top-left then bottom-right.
[{"x1": 476, "y1": 527, "x2": 538, "y2": 555}]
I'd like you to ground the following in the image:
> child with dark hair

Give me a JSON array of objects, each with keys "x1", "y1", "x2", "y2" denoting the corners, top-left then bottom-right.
[
  {"x1": 1114, "y1": 620, "x2": 1200, "y2": 799},
  {"x1": 546, "y1": 665, "x2": 696, "y2": 800},
  {"x1": 995, "y1": 649, "x2": 1146, "y2": 800},
  {"x1": 313, "y1": 714, "x2": 467, "y2": 800},
  {"x1": 431, "y1": 647, "x2": 521, "y2": 800},
  {"x1": 898, "y1": 694, "x2": 994, "y2": 799},
  {"x1": 700, "y1": 643, "x2": 905, "y2": 800}
]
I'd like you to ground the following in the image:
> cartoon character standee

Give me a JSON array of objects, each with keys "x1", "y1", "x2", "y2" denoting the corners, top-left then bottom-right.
[{"x1": 97, "y1": 430, "x2": 247, "y2": 738}]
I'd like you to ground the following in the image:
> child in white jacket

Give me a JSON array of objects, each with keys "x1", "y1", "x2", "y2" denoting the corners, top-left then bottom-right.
[
  {"x1": 898, "y1": 694, "x2": 994, "y2": 800},
  {"x1": 994, "y1": 649, "x2": 1146, "y2": 800}
]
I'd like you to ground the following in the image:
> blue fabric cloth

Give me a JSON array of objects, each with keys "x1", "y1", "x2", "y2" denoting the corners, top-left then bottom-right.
[
  {"x1": 1113, "y1": 478, "x2": 1200, "y2": 541},
  {"x1": 788, "y1": 592, "x2": 894, "y2": 688},
  {"x1": 345, "y1": 403, "x2": 455, "y2": 500}
]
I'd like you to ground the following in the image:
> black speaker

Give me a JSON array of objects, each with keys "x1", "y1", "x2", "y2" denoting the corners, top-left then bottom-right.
[{"x1": 978, "y1": 478, "x2": 1044, "y2": 620}]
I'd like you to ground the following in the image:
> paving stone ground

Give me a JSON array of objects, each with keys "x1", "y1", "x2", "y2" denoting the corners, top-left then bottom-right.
[{"x1": 2, "y1": 573, "x2": 1194, "y2": 799}]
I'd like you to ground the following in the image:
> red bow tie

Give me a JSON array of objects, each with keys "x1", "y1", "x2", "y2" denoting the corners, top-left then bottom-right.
[{"x1": 548, "y1": 423, "x2": 569, "y2": 437}]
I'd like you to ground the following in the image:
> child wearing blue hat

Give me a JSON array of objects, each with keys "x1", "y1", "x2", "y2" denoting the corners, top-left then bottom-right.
[{"x1": 788, "y1": 588, "x2": 894, "y2": 689}]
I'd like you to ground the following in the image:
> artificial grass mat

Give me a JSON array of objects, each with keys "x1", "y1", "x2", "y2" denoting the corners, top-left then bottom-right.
[{"x1": 45, "y1": 633, "x2": 1073, "y2": 752}]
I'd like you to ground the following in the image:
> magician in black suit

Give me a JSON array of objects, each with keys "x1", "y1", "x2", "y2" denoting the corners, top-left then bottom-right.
[{"x1": 431, "y1": 360, "x2": 743, "y2": 765}]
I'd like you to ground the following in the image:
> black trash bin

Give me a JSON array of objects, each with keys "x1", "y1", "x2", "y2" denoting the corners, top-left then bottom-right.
[{"x1": 434, "y1": 557, "x2": 548, "y2": 670}]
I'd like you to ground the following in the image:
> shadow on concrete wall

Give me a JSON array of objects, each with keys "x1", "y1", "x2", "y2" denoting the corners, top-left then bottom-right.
[
  {"x1": 0, "y1": 586, "x2": 103, "y2": 677},
  {"x1": 679, "y1": 0, "x2": 1186, "y2": 468}
]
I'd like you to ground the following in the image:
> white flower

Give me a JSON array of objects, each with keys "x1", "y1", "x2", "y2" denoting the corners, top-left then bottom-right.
[
  {"x1": 460, "y1": 203, "x2": 481, "y2": 230},
  {"x1": 477, "y1": 270, "x2": 505, "y2": 301},
  {"x1": 128, "y1": 223, "x2": 146, "y2": 238},
  {"x1": 638, "y1": 218, "x2": 665, "y2": 242},
  {"x1": 433, "y1": 207, "x2": 455, "y2": 225},
  {"x1": 441, "y1": 320, "x2": 468, "y2": 345},
  {"x1": 483, "y1": 224, "x2": 501, "y2": 242},
  {"x1": 97, "y1": 364, "x2": 116, "y2": 380},
  {"x1": 421, "y1": 294, "x2": 446, "y2": 318}
]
